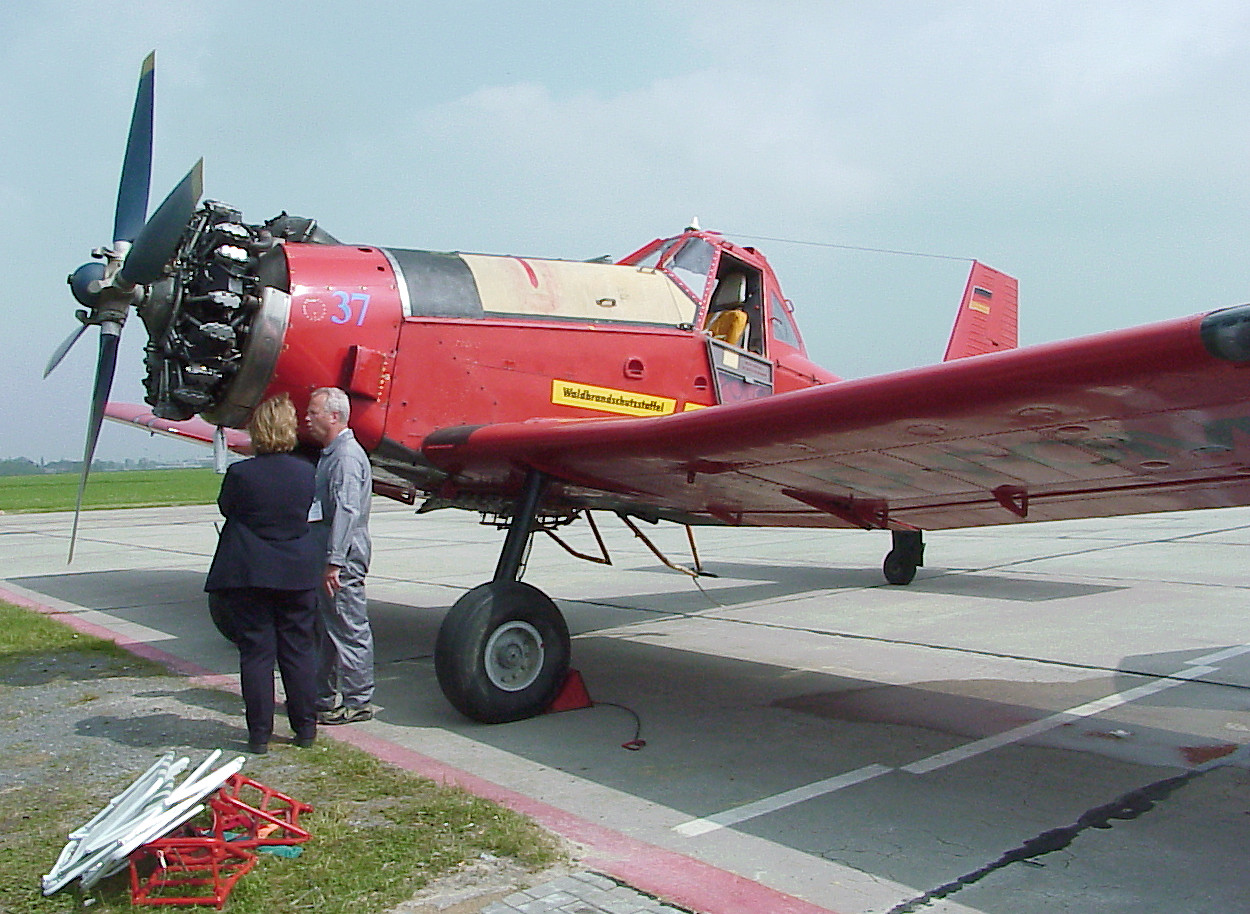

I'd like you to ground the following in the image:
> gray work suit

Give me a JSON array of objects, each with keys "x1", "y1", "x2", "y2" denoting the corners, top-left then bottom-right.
[{"x1": 311, "y1": 427, "x2": 374, "y2": 711}]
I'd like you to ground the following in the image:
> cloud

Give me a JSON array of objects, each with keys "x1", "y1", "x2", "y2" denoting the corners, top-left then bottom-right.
[
  {"x1": 8, "y1": 1, "x2": 1250, "y2": 457},
  {"x1": 353, "y1": 0, "x2": 1250, "y2": 258}
]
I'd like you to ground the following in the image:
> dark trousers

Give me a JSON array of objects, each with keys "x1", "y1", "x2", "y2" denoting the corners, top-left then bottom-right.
[{"x1": 220, "y1": 587, "x2": 319, "y2": 744}]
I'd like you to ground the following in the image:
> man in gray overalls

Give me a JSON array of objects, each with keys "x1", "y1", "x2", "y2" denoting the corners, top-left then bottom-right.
[{"x1": 306, "y1": 386, "x2": 375, "y2": 724}]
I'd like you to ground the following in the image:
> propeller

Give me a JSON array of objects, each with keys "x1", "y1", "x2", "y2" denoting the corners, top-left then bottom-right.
[
  {"x1": 114, "y1": 52, "x2": 155, "y2": 247},
  {"x1": 51, "y1": 52, "x2": 205, "y2": 560}
]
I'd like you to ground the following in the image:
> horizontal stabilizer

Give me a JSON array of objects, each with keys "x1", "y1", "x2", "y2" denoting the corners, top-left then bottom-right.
[{"x1": 943, "y1": 261, "x2": 1018, "y2": 361}]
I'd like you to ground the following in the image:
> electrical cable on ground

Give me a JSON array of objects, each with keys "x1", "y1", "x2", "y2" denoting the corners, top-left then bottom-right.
[{"x1": 592, "y1": 701, "x2": 646, "y2": 750}]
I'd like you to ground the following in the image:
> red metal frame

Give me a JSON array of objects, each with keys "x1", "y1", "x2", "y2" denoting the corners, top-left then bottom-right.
[
  {"x1": 127, "y1": 773, "x2": 313, "y2": 908},
  {"x1": 129, "y1": 839, "x2": 257, "y2": 909},
  {"x1": 208, "y1": 772, "x2": 314, "y2": 847}
]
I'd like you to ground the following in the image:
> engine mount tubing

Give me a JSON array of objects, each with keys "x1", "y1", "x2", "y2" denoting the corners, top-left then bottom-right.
[{"x1": 493, "y1": 469, "x2": 549, "y2": 582}]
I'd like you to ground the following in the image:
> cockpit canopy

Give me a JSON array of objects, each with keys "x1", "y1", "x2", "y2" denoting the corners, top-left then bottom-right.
[
  {"x1": 621, "y1": 234, "x2": 719, "y2": 307},
  {"x1": 619, "y1": 230, "x2": 805, "y2": 357}
]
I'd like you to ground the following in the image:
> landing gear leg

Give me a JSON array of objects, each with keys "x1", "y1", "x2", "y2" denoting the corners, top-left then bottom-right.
[
  {"x1": 883, "y1": 529, "x2": 924, "y2": 585},
  {"x1": 434, "y1": 470, "x2": 572, "y2": 723}
]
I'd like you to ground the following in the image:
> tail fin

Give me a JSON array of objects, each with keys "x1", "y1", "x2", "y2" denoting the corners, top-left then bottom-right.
[{"x1": 943, "y1": 261, "x2": 1018, "y2": 361}]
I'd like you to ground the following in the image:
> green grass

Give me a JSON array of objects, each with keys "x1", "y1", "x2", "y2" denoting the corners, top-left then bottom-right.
[
  {"x1": 0, "y1": 600, "x2": 161, "y2": 662},
  {"x1": 0, "y1": 601, "x2": 564, "y2": 913},
  {"x1": 0, "y1": 468, "x2": 221, "y2": 513}
]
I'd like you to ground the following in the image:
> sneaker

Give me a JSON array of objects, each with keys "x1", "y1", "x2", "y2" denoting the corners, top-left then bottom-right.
[
  {"x1": 317, "y1": 705, "x2": 373, "y2": 725},
  {"x1": 314, "y1": 703, "x2": 342, "y2": 724}
]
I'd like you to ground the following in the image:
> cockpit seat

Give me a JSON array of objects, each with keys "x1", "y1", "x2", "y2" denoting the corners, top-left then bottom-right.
[
  {"x1": 705, "y1": 272, "x2": 750, "y2": 347},
  {"x1": 706, "y1": 308, "x2": 748, "y2": 347}
]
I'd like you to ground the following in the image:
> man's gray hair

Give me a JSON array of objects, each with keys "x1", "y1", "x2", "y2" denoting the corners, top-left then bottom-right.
[{"x1": 313, "y1": 386, "x2": 351, "y2": 423}]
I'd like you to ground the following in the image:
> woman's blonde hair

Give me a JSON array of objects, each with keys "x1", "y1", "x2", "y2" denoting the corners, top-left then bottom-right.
[{"x1": 247, "y1": 393, "x2": 298, "y2": 454}]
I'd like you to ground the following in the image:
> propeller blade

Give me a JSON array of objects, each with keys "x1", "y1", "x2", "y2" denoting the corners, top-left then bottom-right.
[
  {"x1": 113, "y1": 52, "x2": 155, "y2": 246},
  {"x1": 119, "y1": 159, "x2": 203, "y2": 286},
  {"x1": 68, "y1": 324, "x2": 121, "y2": 562},
  {"x1": 44, "y1": 323, "x2": 88, "y2": 378}
]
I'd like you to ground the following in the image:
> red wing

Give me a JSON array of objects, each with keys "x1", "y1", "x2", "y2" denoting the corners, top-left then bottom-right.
[
  {"x1": 422, "y1": 307, "x2": 1250, "y2": 531},
  {"x1": 105, "y1": 403, "x2": 254, "y2": 454}
]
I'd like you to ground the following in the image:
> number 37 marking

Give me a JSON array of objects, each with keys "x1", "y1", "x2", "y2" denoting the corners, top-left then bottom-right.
[{"x1": 331, "y1": 291, "x2": 371, "y2": 326}]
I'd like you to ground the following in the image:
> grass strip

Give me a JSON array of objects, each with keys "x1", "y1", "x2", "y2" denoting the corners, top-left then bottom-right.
[
  {"x1": 0, "y1": 468, "x2": 222, "y2": 514},
  {"x1": 0, "y1": 600, "x2": 563, "y2": 913}
]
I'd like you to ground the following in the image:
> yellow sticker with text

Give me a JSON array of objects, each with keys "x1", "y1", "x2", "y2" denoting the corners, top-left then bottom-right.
[{"x1": 552, "y1": 380, "x2": 676, "y2": 417}]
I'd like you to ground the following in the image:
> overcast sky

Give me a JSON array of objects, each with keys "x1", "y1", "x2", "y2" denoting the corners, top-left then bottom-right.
[{"x1": 4, "y1": 1, "x2": 1250, "y2": 462}]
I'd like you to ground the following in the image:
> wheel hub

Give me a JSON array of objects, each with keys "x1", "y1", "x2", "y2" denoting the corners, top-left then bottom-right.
[{"x1": 484, "y1": 621, "x2": 544, "y2": 692}]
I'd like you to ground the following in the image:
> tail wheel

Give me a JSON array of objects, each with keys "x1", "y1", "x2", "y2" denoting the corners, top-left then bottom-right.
[
  {"x1": 435, "y1": 580, "x2": 571, "y2": 723},
  {"x1": 884, "y1": 530, "x2": 924, "y2": 585},
  {"x1": 883, "y1": 550, "x2": 918, "y2": 585}
]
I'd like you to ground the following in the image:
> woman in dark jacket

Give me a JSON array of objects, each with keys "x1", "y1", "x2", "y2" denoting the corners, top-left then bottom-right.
[{"x1": 206, "y1": 393, "x2": 322, "y2": 753}]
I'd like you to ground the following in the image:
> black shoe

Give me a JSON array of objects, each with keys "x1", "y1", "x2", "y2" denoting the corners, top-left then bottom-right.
[
  {"x1": 293, "y1": 733, "x2": 316, "y2": 748},
  {"x1": 247, "y1": 739, "x2": 269, "y2": 755},
  {"x1": 317, "y1": 705, "x2": 373, "y2": 725}
]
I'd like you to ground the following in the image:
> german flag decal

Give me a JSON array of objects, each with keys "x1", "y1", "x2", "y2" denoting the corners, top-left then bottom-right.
[{"x1": 970, "y1": 286, "x2": 993, "y2": 314}]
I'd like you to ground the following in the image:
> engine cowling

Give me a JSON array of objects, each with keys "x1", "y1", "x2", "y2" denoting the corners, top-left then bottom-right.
[{"x1": 138, "y1": 203, "x2": 403, "y2": 452}]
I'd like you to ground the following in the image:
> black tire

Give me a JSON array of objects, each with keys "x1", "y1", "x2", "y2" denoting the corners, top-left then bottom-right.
[
  {"x1": 883, "y1": 550, "x2": 917, "y2": 586},
  {"x1": 434, "y1": 581, "x2": 571, "y2": 723},
  {"x1": 207, "y1": 592, "x2": 240, "y2": 643}
]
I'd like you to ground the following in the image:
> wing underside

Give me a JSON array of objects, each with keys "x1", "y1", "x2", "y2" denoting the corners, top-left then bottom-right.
[
  {"x1": 421, "y1": 307, "x2": 1250, "y2": 531},
  {"x1": 104, "y1": 404, "x2": 253, "y2": 454}
]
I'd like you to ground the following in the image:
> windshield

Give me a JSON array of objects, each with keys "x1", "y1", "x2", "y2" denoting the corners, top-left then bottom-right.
[
  {"x1": 632, "y1": 236, "x2": 683, "y2": 270},
  {"x1": 663, "y1": 238, "x2": 717, "y2": 304}
]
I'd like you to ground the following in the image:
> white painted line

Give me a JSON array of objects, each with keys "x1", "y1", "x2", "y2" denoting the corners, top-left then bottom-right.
[
  {"x1": 674, "y1": 764, "x2": 893, "y2": 836},
  {"x1": 676, "y1": 645, "x2": 1250, "y2": 837},
  {"x1": 73, "y1": 609, "x2": 176, "y2": 643},
  {"x1": 903, "y1": 666, "x2": 1220, "y2": 775},
  {"x1": 1188, "y1": 644, "x2": 1250, "y2": 666}
]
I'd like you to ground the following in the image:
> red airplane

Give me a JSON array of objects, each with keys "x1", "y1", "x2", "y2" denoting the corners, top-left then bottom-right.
[{"x1": 54, "y1": 55, "x2": 1250, "y2": 723}]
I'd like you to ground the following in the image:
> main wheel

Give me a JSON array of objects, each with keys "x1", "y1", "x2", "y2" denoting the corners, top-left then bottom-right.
[
  {"x1": 435, "y1": 580, "x2": 571, "y2": 723},
  {"x1": 207, "y1": 592, "x2": 239, "y2": 643}
]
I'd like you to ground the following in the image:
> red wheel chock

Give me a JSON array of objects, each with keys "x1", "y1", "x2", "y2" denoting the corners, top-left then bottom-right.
[{"x1": 547, "y1": 668, "x2": 593, "y2": 713}]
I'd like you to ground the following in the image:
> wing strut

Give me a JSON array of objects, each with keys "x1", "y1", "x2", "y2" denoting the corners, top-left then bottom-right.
[
  {"x1": 618, "y1": 514, "x2": 707, "y2": 579},
  {"x1": 534, "y1": 509, "x2": 709, "y2": 579}
]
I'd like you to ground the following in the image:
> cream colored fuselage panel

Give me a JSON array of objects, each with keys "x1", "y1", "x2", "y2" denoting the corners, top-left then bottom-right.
[{"x1": 462, "y1": 254, "x2": 696, "y2": 326}]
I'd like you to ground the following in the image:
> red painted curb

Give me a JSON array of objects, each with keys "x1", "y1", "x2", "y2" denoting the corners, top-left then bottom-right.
[
  {"x1": 0, "y1": 584, "x2": 842, "y2": 914},
  {"x1": 0, "y1": 584, "x2": 233, "y2": 686}
]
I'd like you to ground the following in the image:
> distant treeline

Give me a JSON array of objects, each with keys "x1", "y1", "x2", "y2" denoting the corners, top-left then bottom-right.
[{"x1": 0, "y1": 457, "x2": 214, "y2": 477}]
